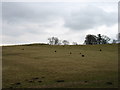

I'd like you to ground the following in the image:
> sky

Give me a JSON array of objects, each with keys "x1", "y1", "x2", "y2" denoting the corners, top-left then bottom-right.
[{"x1": 1, "y1": 0, "x2": 119, "y2": 45}]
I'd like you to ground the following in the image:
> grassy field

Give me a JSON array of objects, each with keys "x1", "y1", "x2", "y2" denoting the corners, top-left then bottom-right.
[{"x1": 2, "y1": 44, "x2": 119, "y2": 88}]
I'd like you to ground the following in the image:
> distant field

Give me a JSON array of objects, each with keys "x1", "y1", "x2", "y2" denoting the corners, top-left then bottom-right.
[{"x1": 2, "y1": 44, "x2": 119, "y2": 88}]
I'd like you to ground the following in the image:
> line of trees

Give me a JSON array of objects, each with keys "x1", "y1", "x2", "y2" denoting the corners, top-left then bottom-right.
[
  {"x1": 48, "y1": 37, "x2": 70, "y2": 45},
  {"x1": 84, "y1": 34, "x2": 111, "y2": 45},
  {"x1": 48, "y1": 33, "x2": 120, "y2": 45}
]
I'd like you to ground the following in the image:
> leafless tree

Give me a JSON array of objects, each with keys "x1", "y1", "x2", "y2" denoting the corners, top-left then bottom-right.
[
  {"x1": 48, "y1": 37, "x2": 59, "y2": 45},
  {"x1": 62, "y1": 40, "x2": 69, "y2": 45}
]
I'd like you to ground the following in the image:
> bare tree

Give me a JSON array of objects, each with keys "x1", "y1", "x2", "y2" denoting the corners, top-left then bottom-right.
[
  {"x1": 101, "y1": 35, "x2": 110, "y2": 44},
  {"x1": 53, "y1": 37, "x2": 59, "y2": 45},
  {"x1": 48, "y1": 38, "x2": 53, "y2": 45},
  {"x1": 62, "y1": 40, "x2": 69, "y2": 45},
  {"x1": 48, "y1": 37, "x2": 59, "y2": 45}
]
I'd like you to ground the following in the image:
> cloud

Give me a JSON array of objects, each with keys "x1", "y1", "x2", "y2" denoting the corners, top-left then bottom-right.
[
  {"x1": 2, "y1": 2, "x2": 118, "y2": 45},
  {"x1": 3, "y1": 2, "x2": 117, "y2": 31},
  {"x1": 64, "y1": 5, "x2": 117, "y2": 30},
  {"x1": 2, "y1": 2, "x2": 65, "y2": 24}
]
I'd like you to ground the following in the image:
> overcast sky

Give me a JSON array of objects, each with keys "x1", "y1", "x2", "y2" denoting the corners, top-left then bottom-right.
[{"x1": 1, "y1": 0, "x2": 118, "y2": 45}]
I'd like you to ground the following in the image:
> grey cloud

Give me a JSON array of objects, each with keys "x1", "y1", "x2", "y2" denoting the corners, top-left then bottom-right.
[
  {"x1": 2, "y1": 2, "x2": 64, "y2": 24},
  {"x1": 64, "y1": 6, "x2": 117, "y2": 30},
  {"x1": 2, "y1": 2, "x2": 118, "y2": 45},
  {"x1": 3, "y1": 2, "x2": 117, "y2": 32},
  {"x1": 2, "y1": 2, "x2": 66, "y2": 37}
]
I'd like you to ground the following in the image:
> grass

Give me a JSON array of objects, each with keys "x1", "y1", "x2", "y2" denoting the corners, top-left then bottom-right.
[{"x1": 2, "y1": 44, "x2": 119, "y2": 88}]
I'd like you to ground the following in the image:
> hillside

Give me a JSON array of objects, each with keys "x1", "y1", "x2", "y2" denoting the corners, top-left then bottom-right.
[{"x1": 2, "y1": 44, "x2": 119, "y2": 88}]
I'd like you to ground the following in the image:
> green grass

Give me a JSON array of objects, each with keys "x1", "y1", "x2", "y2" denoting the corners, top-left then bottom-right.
[{"x1": 2, "y1": 44, "x2": 119, "y2": 88}]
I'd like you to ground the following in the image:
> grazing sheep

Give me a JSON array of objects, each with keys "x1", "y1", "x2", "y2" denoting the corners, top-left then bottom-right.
[
  {"x1": 82, "y1": 55, "x2": 85, "y2": 57},
  {"x1": 106, "y1": 82, "x2": 112, "y2": 85},
  {"x1": 38, "y1": 81, "x2": 42, "y2": 83},
  {"x1": 15, "y1": 82, "x2": 21, "y2": 85},
  {"x1": 84, "y1": 81, "x2": 88, "y2": 83},
  {"x1": 28, "y1": 80, "x2": 34, "y2": 83},
  {"x1": 56, "y1": 80, "x2": 64, "y2": 82},
  {"x1": 32, "y1": 77, "x2": 39, "y2": 80}
]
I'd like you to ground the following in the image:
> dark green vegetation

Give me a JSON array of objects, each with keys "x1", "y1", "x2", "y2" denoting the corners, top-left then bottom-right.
[{"x1": 2, "y1": 44, "x2": 119, "y2": 88}]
